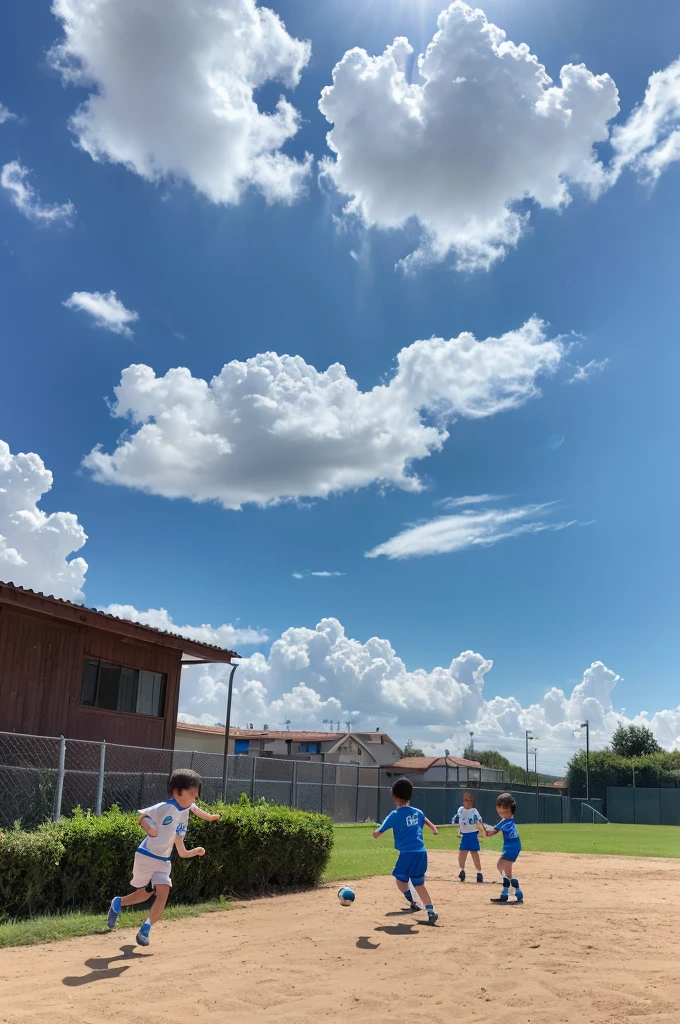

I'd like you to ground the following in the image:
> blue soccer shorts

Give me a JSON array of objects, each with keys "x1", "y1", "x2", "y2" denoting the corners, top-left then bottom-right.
[
  {"x1": 393, "y1": 851, "x2": 428, "y2": 887},
  {"x1": 501, "y1": 843, "x2": 521, "y2": 863},
  {"x1": 459, "y1": 832, "x2": 481, "y2": 852}
]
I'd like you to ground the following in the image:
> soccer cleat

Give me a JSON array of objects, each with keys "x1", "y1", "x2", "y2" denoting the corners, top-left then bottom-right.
[
  {"x1": 514, "y1": 889, "x2": 524, "y2": 903},
  {"x1": 476, "y1": 873, "x2": 484, "y2": 883},
  {"x1": 107, "y1": 897, "x2": 122, "y2": 930},
  {"x1": 427, "y1": 909, "x2": 439, "y2": 926},
  {"x1": 136, "y1": 922, "x2": 151, "y2": 947},
  {"x1": 458, "y1": 870, "x2": 466, "y2": 882}
]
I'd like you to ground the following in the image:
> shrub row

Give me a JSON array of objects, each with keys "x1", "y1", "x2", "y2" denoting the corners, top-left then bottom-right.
[{"x1": 0, "y1": 795, "x2": 334, "y2": 921}]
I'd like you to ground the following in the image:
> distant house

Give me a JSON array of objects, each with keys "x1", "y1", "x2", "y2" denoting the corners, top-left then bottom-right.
[
  {"x1": 175, "y1": 723, "x2": 402, "y2": 766},
  {"x1": 0, "y1": 581, "x2": 238, "y2": 748},
  {"x1": 384, "y1": 755, "x2": 505, "y2": 785}
]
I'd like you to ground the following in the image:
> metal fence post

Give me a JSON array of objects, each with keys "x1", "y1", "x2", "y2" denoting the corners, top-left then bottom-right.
[
  {"x1": 321, "y1": 760, "x2": 325, "y2": 814},
  {"x1": 376, "y1": 766, "x2": 380, "y2": 823},
  {"x1": 292, "y1": 760, "x2": 298, "y2": 809},
  {"x1": 95, "y1": 740, "x2": 106, "y2": 816},
  {"x1": 52, "y1": 735, "x2": 66, "y2": 821},
  {"x1": 190, "y1": 750, "x2": 195, "y2": 770},
  {"x1": 355, "y1": 764, "x2": 360, "y2": 822},
  {"x1": 251, "y1": 755, "x2": 256, "y2": 802}
]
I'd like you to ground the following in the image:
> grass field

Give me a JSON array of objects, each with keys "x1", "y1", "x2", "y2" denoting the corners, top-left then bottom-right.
[
  {"x1": 1, "y1": 822, "x2": 677, "y2": 949},
  {"x1": 324, "y1": 822, "x2": 680, "y2": 881}
]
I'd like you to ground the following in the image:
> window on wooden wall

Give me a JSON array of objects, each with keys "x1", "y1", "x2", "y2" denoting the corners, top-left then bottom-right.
[{"x1": 81, "y1": 659, "x2": 167, "y2": 717}]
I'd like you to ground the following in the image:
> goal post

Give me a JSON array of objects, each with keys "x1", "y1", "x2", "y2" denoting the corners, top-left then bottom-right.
[{"x1": 579, "y1": 802, "x2": 609, "y2": 824}]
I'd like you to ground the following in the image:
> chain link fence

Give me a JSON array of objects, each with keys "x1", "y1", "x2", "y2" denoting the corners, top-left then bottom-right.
[{"x1": 0, "y1": 729, "x2": 568, "y2": 829}]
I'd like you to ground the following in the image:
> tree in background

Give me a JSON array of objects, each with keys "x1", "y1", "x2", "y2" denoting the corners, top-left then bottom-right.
[
  {"x1": 610, "y1": 723, "x2": 662, "y2": 757},
  {"x1": 402, "y1": 739, "x2": 425, "y2": 757}
]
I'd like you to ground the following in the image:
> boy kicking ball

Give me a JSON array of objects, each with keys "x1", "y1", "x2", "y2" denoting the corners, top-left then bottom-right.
[
  {"x1": 373, "y1": 777, "x2": 439, "y2": 925},
  {"x1": 107, "y1": 769, "x2": 219, "y2": 946},
  {"x1": 485, "y1": 793, "x2": 523, "y2": 904}
]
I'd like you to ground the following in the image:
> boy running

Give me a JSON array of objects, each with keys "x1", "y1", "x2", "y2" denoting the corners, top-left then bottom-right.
[
  {"x1": 373, "y1": 777, "x2": 439, "y2": 925},
  {"x1": 451, "y1": 791, "x2": 485, "y2": 883},
  {"x1": 485, "y1": 792, "x2": 523, "y2": 904},
  {"x1": 107, "y1": 768, "x2": 219, "y2": 945}
]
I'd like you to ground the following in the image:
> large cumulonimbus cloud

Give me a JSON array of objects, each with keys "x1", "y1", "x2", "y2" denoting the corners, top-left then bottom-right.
[
  {"x1": 49, "y1": 0, "x2": 312, "y2": 205},
  {"x1": 83, "y1": 317, "x2": 564, "y2": 509},
  {"x1": 179, "y1": 617, "x2": 680, "y2": 769},
  {"x1": 319, "y1": 2, "x2": 680, "y2": 271}
]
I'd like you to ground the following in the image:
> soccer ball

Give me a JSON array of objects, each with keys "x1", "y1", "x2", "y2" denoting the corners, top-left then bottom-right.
[{"x1": 338, "y1": 886, "x2": 355, "y2": 906}]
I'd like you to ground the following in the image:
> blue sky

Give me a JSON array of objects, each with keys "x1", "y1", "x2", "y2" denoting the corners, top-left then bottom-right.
[{"x1": 1, "y1": 0, "x2": 679, "y2": 769}]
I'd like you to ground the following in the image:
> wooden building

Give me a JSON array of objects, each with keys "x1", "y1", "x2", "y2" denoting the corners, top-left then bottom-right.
[{"x1": 0, "y1": 581, "x2": 238, "y2": 748}]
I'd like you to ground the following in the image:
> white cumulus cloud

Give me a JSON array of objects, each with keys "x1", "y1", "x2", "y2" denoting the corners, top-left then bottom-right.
[
  {"x1": 178, "y1": 618, "x2": 680, "y2": 770},
  {"x1": 100, "y1": 604, "x2": 268, "y2": 649},
  {"x1": 83, "y1": 317, "x2": 564, "y2": 509},
  {"x1": 0, "y1": 440, "x2": 88, "y2": 601},
  {"x1": 49, "y1": 0, "x2": 312, "y2": 205},
  {"x1": 1, "y1": 161, "x2": 75, "y2": 224},
  {"x1": 367, "y1": 502, "x2": 578, "y2": 560},
  {"x1": 611, "y1": 58, "x2": 680, "y2": 182},
  {"x1": 319, "y1": 2, "x2": 680, "y2": 272},
  {"x1": 64, "y1": 290, "x2": 139, "y2": 337}
]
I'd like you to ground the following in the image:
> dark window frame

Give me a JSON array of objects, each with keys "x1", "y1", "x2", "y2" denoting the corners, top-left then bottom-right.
[{"x1": 80, "y1": 658, "x2": 167, "y2": 719}]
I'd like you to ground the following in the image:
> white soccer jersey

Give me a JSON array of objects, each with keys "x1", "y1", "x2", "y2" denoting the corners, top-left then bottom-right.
[
  {"x1": 137, "y1": 798, "x2": 195, "y2": 860},
  {"x1": 454, "y1": 806, "x2": 483, "y2": 833}
]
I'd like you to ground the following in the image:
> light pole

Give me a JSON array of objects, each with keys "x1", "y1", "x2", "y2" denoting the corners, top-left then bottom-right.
[
  {"x1": 580, "y1": 720, "x2": 590, "y2": 803},
  {"x1": 220, "y1": 662, "x2": 239, "y2": 803},
  {"x1": 469, "y1": 731, "x2": 474, "y2": 754},
  {"x1": 525, "y1": 730, "x2": 534, "y2": 785},
  {"x1": 532, "y1": 747, "x2": 539, "y2": 821}
]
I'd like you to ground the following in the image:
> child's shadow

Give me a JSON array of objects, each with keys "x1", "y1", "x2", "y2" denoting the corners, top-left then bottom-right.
[
  {"x1": 374, "y1": 922, "x2": 419, "y2": 936},
  {"x1": 62, "y1": 945, "x2": 151, "y2": 986}
]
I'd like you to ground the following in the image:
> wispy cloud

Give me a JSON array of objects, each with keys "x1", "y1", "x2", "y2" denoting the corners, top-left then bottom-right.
[
  {"x1": 366, "y1": 503, "x2": 581, "y2": 560},
  {"x1": 566, "y1": 358, "x2": 610, "y2": 384},
  {"x1": 434, "y1": 493, "x2": 505, "y2": 510},
  {"x1": 292, "y1": 570, "x2": 346, "y2": 580},
  {"x1": 63, "y1": 290, "x2": 139, "y2": 337},
  {"x1": 0, "y1": 102, "x2": 17, "y2": 125},
  {"x1": 1, "y1": 161, "x2": 74, "y2": 224}
]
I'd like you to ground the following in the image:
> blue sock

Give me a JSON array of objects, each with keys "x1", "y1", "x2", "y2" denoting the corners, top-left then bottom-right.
[
  {"x1": 425, "y1": 903, "x2": 434, "y2": 911},
  {"x1": 403, "y1": 889, "x2": 415, "y2": 903},
  {"x1": 140, "y1": 918, "x2": 151, "y2": 933}
]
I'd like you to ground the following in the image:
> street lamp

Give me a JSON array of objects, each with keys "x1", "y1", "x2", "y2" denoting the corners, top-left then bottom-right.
[
  {"x1": 220, "y1": 662, "x2": 239, "y2": 803},
  {"x1": 525, "y1": 730, "x2": 534, "y2": 785},
  {"x1": 580, "y1": 720, "x2": 590, "y2": 803},
  {"x1": 469, "y1": 731, "x2": 474, "y2": 754}
]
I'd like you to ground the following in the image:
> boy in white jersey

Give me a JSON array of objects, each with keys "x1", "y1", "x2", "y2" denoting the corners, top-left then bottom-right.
[
  {"x1": 107, "y1": 768, "x2": 219, "y2": 946},
  {"x1": 450, "y1": 791, "x2": 486, "y2": 883}
]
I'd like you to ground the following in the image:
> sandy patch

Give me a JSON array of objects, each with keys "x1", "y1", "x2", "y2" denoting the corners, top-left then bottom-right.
[{"x1": 1, "y1": 851, "x2": 678, "y2": 1024}]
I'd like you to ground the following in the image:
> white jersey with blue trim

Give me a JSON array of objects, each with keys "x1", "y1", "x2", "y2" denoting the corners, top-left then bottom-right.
[
  {"x1": 137, "y1": 799, "x2": 195, "y2": 860},
  {"x1": 453, "y1": 806, "x2": 483, "y2": 833}
]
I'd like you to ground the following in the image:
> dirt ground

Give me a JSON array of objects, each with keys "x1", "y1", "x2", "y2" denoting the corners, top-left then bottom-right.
[{"x1": 1, "y1": 851, "x2": 679, "y2": 1024}]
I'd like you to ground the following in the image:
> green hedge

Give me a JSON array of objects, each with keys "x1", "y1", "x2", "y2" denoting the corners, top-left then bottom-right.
[
  {"x1": 566, "y1": 749, "x2": 680, "y2": 802},
  {"x1": 0, "y1": 796, "x2": 334, "y2": 921}
]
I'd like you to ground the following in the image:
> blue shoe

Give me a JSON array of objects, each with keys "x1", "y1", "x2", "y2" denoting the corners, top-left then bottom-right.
[
  {"x1": 515, "y1": 889, "x2": 524, "y2": 903},
  {"x1": 427, "y1": 908, "x2": 439, "y2": 925},
  {"x1": 136, "y1": 922, "x2": 151, "y2": 946},
  {"x1": 107, "y1": 897, "x2": 122, "y2": 930},
  {"x1": 458, "y1": 869, "x2": 465, "y2": 882},
  {"x1": 476, "y1": 873, "x2": 484, "y2": 883}
]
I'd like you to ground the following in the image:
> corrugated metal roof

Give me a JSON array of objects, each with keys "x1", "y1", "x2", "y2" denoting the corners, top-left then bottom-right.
[{"x1": 0, "y1": 580, "x2": 239, "y2": 659}]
